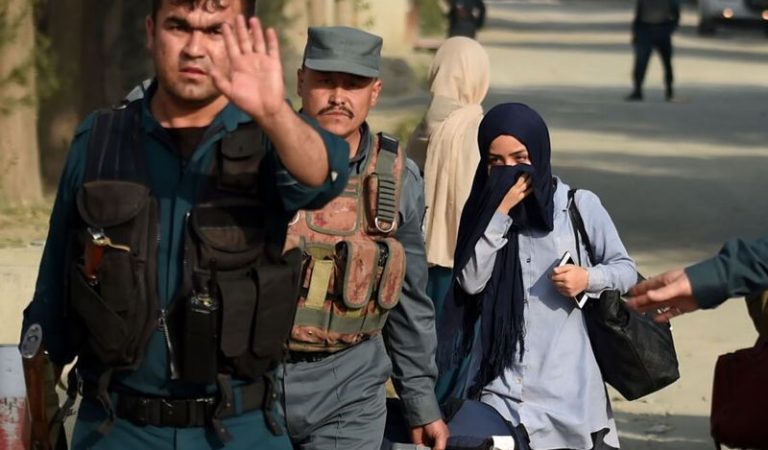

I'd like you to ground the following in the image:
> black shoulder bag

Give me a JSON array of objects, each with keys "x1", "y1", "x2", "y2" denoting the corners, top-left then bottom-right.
[{"x1": 568, "y1": 189, "x2": 680, "y2": 400}]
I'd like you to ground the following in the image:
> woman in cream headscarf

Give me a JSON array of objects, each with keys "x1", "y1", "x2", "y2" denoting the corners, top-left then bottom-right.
[{"x1": 406, "y1": 37, "x2": 490, "y2": 313}]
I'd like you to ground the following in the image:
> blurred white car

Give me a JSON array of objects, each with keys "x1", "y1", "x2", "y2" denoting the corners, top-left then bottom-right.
[{"x1": 698, "y1": 0, "x2": 768, "y2": 34}]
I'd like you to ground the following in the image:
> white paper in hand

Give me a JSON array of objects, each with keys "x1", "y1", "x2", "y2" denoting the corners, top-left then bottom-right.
[
  {"x1": 557, "y1": 251, "x2": 589, "y2": 308},
  {"x1": 492, "y1": 435, "x2": 516, "y2": 449}
]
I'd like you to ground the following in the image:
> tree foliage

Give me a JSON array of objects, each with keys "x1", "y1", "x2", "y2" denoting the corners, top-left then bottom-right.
[
  {"x1": 0, "y1": 0, "x2": 34, "y2": 115},
  {"x1": 0, "y1": 0, "x2": 59, "y2": 116},
  {"x1": 257, "y1": 0, "x2": 289, "y2": 28},
  {"x1": 415, "y1": 0, "x2": 446, "y2": 36},
  {"x1": 0, "y1": 0, "x2": 44, "y2": 206}
]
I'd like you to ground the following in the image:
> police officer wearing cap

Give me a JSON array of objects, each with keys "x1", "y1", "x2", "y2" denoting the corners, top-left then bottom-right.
[
  {"x1": 280, "y1": 26, "x2": 450, "y2": 450},
  {"x1": 20, "y1": 1, "x2": 349, "y2": 449}
]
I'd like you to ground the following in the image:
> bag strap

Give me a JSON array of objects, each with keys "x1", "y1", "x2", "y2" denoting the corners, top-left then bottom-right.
[
  {"x1": 84, "y1": 100, "x2": 145, "y2": 184},
  {"x1": 372, "y1": 132, "x2": 400, "y2": 231},
  {"x1": 568, "y1": 189, "x2": 645, "y2": 286},
  {"x1": 567, "y1": 189, "x2": 597, "y2": 267}
]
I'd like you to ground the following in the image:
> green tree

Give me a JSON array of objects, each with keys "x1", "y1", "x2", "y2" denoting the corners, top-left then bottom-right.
[
  {"x1": 0, "y1": 0, "x2": 44, "y2": 206},
  {"x1": 415, "y1": 0, "x2": 445, "y2": 36},
  {"x1": 37, "y1": 0, "x2": 151, "y2": 188},
  {"x1": 36, "y1": 0, "x2": 304, "y2": 189}
]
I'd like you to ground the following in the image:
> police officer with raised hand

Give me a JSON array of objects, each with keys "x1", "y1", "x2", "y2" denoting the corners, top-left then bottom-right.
[
  {"x1": 281, "y1": 26, "x2": 450, "y2": 450},
  {"x1": 20, "y1": 0, "x2": 349, "y2": 449}
]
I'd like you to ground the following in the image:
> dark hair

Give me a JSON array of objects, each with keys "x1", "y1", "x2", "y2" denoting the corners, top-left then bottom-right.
[{"x1": 151, "y1": 0, "x2": 256, "y2": 18}]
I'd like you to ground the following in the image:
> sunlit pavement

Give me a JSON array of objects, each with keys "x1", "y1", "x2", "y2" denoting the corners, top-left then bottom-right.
[
  {"x1": 479, "y1": 1, "x2": 767, "y2": 448},
  {"x1": 1, "y1": 1, "x2": 767, "y2": 447}
]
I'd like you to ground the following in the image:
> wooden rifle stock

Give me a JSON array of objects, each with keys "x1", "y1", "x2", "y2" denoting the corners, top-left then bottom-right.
[{"x1": 20, "y1": 324, "x2": 65, "y2": 450}]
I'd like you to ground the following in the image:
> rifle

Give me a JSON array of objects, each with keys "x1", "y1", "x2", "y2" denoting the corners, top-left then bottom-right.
[{"x1": 20, "y1": 324, "x2": 68, "y2": 450}]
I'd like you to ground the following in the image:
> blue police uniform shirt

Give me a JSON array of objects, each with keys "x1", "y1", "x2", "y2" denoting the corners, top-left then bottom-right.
[{"x1": 21, "y1": 80, "x2": 350, "y2": 397}]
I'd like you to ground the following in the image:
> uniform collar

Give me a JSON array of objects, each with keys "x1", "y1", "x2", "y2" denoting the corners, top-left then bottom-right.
[
  {"x1": 349, "y1": 122, "x2": 372, "y2": 173},
  {"x1": 140, "y1": 79, "x2": 252, "y2": 136}
]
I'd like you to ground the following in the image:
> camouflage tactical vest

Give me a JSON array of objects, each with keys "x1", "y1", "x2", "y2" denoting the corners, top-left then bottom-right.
[{"x1": 284, "y1": 132, "x2": 407, "y2": 352}]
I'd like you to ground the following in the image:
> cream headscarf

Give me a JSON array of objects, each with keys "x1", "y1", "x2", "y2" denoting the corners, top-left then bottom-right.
[{"x1": 407, "y1": 37, "x2": 490, "y2": 268}]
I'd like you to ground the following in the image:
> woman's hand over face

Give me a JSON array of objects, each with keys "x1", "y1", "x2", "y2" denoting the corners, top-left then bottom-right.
[{"x1": 497, "y1": 173, "x2": 532, "y2": 215}]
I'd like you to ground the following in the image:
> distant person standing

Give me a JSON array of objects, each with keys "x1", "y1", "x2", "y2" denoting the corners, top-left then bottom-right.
[
  {"x1": 406, "y1": 37, "x2": 490, "y2": 314},
  {"x1": 447, "y1": 0, "x2": 486, "y2": 39},
  {"x1": 626, "y1": 0, "x2": 680, "y2": 101}
]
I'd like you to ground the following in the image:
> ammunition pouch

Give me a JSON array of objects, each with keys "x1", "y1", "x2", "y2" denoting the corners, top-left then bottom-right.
[
  {"x1": 70, "y1": 180, "x2": 158, "y2": 368},
  {"x1": 170, "y1": 201, "x2": 302, "y2": 384},
  {"x1": 290, "y1": 237, "x2": 406, "y2": 352},
  {"x1": 364, "y1": 133, "x2": 401, "y2": 235},
  {"x1": 287, "y1": 132, "x2": 406, "y2": 353}
]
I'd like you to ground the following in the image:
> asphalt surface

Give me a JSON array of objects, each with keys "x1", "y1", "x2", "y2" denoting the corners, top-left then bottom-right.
[
  {"x1": 1, "y1": 1, "x2": 767, "y2": 448},
  {"x1": 469, "y1": 1, "x2": 768, "y2": 448}
]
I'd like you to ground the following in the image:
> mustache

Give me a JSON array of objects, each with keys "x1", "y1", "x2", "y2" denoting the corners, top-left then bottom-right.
[
  {"x1": 318, "y1": 105, "x2": 354, "y2": 118},
  {"x1": 179, "y1": 57, "x2": 210, "y2": 72}
]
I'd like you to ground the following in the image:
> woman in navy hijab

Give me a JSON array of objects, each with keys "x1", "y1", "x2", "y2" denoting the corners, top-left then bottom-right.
[{"x1": 436, "y1": 103, "x2": 636, "y2": 450}]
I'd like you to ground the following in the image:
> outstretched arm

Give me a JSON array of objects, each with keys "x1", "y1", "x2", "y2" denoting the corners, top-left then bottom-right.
[
  {"x1": 628, "y1": 269, "x2": 698, "y2": 322},
  {"x1": 629, "y1": 237, "x2": 768, "y2": 321},
  {"x1": 209, "y1": 16, "x2": 331, "y2": 187}
]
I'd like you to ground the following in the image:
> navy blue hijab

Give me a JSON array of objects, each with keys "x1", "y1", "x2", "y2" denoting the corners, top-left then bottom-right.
[{"x1": 436, "y1": 103, "x2": 555, "y2": 398}]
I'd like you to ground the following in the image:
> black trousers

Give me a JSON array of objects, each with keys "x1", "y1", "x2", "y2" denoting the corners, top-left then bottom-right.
[{"x1": 632, "y1": 22, "x2": 675, "y2": 92}]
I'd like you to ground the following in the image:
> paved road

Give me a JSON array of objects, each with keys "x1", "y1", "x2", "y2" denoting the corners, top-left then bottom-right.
[
  {"x1": 2, "y1": 1, "x2": 767, "y2": 447},
  {"x1": 471, "y1": 1, "x2": 767, "y2": 448},
  {"x1": 478, "y1": 0, "x2": 768, "y2": 268},
  {"x1": 375, "y1": 1, "x2": 767, "y2": 447}
]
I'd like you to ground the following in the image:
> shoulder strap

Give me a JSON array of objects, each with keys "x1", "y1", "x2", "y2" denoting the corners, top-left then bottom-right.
[
  {"x1": 372, "y1": 132, "x2": 400, "y2": 232},
  {"x1": 84, "y1": 100, "x2": 144, "y2": 183},
  {"x1": 567, "y1": 189, "x2": 597, "y2": 266},
  {"x1": 569, "y1": 189, "x2": 644, "y2": 285}
]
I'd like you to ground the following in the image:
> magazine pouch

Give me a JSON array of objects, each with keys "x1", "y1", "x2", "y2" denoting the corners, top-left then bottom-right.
[
  {"x1": 173, "y1": 201, "x2": 300, "y2": 383},
  {"x1": 70, "y1": 180, "x2": 155, "y2": 368}
]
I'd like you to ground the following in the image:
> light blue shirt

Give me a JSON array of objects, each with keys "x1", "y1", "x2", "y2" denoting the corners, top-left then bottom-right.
[{"x1": 458, "y1": 177, "x2": 636, "y2": 450}]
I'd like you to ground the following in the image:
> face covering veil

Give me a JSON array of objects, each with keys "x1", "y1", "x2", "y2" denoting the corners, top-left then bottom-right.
[{"x1": 436, "y1": 103, "x2": 555, "y2": 399}]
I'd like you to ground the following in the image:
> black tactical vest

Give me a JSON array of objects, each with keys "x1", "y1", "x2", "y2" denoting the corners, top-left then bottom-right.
[{"x1": 68, "y1": 100, "x2": 302, "y2": 386}]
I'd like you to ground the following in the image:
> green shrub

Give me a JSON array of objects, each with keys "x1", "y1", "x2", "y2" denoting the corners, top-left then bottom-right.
[{"x1": 416, "y1": 0, "x2": 446, "y2": 37}]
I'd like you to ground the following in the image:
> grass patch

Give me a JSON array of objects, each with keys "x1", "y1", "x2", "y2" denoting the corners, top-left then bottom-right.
[{"x1": 0, "y1": 199, "x2": 52, "y2": 248}]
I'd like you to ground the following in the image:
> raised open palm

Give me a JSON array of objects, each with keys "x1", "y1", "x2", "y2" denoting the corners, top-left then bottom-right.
[{"x1": 210, "y1": 15, "x2": 286, "y2": 121}]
